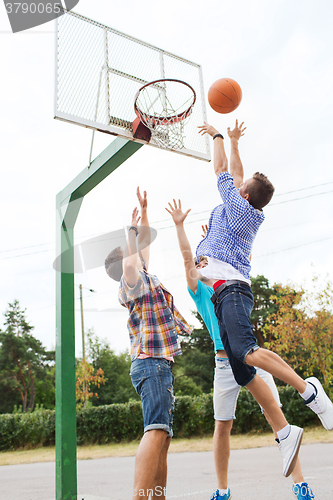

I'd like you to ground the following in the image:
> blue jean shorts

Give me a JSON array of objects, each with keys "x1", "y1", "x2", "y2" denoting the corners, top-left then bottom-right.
[
  {"x1": 213, "y1": 283, "x2": 259, "y2": 387},
  {"x1": 130, "y1": 357, "x2": 175, "y2": 437}
]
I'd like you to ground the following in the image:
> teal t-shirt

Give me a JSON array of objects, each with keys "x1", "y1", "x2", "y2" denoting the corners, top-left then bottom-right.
[{"x1": 187, "y1": 280, "x2": 224, "y2": 352}]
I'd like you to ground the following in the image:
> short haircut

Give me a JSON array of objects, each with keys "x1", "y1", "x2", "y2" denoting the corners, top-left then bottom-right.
[
  {"x1": 194, "y1": 255, "x2": 208, "y2": 266},
  {"x1": 247, "y1": 172, "x2": 275, "y2": 210},
  {"x1": 105, "y1": 246, "x2": 123, "y2": 281}
]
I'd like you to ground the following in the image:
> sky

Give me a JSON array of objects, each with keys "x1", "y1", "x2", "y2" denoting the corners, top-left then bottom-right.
[{"x1": 1, "y1": 0, "x2": 333, "y2": 357}]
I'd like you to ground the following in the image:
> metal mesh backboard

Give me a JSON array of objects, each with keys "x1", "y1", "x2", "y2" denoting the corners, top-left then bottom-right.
[{"x1": 54, "y1": 11, "x2": 210, "y2": 161}]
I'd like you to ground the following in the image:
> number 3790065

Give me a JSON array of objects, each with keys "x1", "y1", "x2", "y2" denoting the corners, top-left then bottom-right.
[{"x1": 5, "y1": 3, "x2": 62, "y2": 14}]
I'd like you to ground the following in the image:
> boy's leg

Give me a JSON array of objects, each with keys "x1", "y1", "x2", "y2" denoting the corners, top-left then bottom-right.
[
  {"x1": 214, "y1": 284, "x2": 333, "y2": 431},
  {"x1": 246, "y1": 374, "x2": 303, "y2": 477},
  {"x1": 246, "y1": 374, "x2": 288, "y2": 432},
  {"x1": 217, "y1": 317, "x2": 256, "y2": 387},
  {"x1": 257, "y1": 369, "x2": 314, "y2": 494},
  {"x1": 150, "y1": 435, "x2": 172, "y2": 499},
  {"x1": 245, "y1": 348, "x2": 306, "y2": 393},
  {"x1": 247, "y1": 348, "x2": 333, "y2": 431},
  {"x1": 213, "y1": 420, "x2": 233, "y2": 490},
  {"x1": 133, "y1": 430, "x2": 169, "y2": 500},
  {"x1": 214, "y1": 286, "x2": 303, "y2": 477},
  {"x1": 213, "y1": 357, "x2": 241, "y2": 492},
  {"x1": 130, "y1": 358, "x2": 175, "y2": 499}
]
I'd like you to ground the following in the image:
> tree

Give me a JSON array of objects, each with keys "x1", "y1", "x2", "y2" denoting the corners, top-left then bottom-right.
[
  {"x1": 174, "y1": 311, "x2": 215, "y2": 395},
  {"x1": 86, "y1": 329, "x2": 140, "y2": 404},
  {"x1": 76, "y1": 359, "x2": 107, "y2": 409},
  {"x1": 264, "y1": 276, "x2": 333, "y2": 394},
  {"x1": 0, "y1": 300, "x2": 54, "y2": 413},
  {"x1": 251, "y1": 275, "x2": 280, "y2": 346}
]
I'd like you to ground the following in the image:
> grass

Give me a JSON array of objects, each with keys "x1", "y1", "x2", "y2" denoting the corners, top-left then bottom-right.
[{"x1": 0, "y1": 425, "x2": 332, "y2": 467}]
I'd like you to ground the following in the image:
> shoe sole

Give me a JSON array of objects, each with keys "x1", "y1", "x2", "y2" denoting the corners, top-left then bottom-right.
[
  {"x1": 306, "y1": 377, "x2": 333, "y2": 431},
  {"x1": 284, "y1": 427, "x2": 303, "y2": 477}
]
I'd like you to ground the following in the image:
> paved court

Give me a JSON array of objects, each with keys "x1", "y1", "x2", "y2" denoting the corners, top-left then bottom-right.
[{"x1": 0, "y1": 442, "x2": 332, "y2": 500}]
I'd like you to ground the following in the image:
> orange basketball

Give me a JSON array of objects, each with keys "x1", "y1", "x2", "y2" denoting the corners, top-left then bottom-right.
[{"x1": 208, "y1": 78, "x2": 242, "y2": 114}]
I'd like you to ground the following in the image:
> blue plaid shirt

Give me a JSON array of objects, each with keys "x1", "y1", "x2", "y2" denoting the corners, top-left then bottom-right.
[{"x1": 196, "y1": 172, "x2": 265, "y2": 280}]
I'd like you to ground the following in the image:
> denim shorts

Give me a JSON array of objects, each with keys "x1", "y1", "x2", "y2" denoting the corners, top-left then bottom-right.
[
  {"x1": 213, "y1": 283, "x2": 259, "y2": 386},
  {"x1": 214, "y1": 357, "x2": 282, "y2": 420},
  {"x1": 130, "y1": 357, "x2": 175, "y2": 437}
]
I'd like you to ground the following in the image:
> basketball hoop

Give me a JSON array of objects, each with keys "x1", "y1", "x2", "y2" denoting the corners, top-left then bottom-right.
[{"x1": 134, "y1": 79, "x2": 196, "y2": 150}]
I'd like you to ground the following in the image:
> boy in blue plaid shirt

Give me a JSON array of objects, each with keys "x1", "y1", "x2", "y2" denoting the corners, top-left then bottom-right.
[{"x1": 194, "y1": 121, "x2": 333, "y2": 482}]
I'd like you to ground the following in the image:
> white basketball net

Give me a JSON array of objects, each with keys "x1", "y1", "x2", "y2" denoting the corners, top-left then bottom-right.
[{"x1": 135, "y1": 79, "x2": 196, "y2": 150}]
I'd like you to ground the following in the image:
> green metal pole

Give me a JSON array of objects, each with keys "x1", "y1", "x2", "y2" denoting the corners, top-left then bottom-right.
[
  {"x1": 55, "y1": 221, "x2": 78, "y2": 500},
  {"x1": 55, "y1": 138, "x2": 143, "y2": 500}
]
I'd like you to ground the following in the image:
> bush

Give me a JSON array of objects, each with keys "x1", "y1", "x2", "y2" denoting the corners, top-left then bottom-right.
[
  {"x1": 231, "y1": 388, "x2": 271, "y2": 434},
  {"x1": 279, "y1": 385, "x2": 317, "y2": 427},
  {"x1": 0, "y1": 386, "x2": 320, "y2": 451},
  {"x1": 0, "y1": 408, "x2": 55, "y2": 451},
  {"x1": 76, "y1": 402, "x2": 143, "y2": 445}
]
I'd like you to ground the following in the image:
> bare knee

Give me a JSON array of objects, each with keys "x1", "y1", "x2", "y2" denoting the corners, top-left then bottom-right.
[
  {"x1": 215, "y1": 419, "x2": 233, "y2": 437},
  {"x1": 245, "y1": 347, "x2": 264, "y2": 366}
]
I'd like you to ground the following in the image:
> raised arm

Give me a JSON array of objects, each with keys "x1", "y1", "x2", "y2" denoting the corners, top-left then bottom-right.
[
  {"x1": 136, "y1": 187, "x2": 150, "y2": 269},
  {"x1": 227, "y1": 120, "x2": 246, "y2": 188},
  {"x1": 165, "y1": 199, "x2": 200, "y2": 294},
  {"x1": 198, "y1": 122, "x2": 228, "y2": 177},
  {"x1": 123, "y1": 207, "x2": 141, "y2": 288}
]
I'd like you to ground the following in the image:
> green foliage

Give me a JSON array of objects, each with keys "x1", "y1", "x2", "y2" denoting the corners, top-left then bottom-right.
[
  {"x1": 230, "y1": 388, "x2": 270, "y2": 433},
  {"x1": 86, "y1": 329, "x2": 139, "y2": 405},
  {"x1": 0, "y1": 387, "x2": 319, "y2": 451},
  {"x1": 0, "y1": 300, "x2": 55, "y2": 413},
  {"x1": 173, "y1": 375, "x2": 203, "y2": 397},
  {"x1": 34, "y1": 366, "x2": 56, "y2": 410},
  {"x1": 279, "y1": 386, "x2": 317, "y2": 427},
  {"x1": 76, "y1": 402, "x2": 143, "y2": 445},
  {"x1": 250, "y1": 275, "x2": 279, "y2": 346},
  {"x1": 173, "y1": 393, "x2": 215, "y2": 437},
  {"x1": 264, "y1": 277, "x2": 333, "y2": 393},
  {"x1": 0, "y1": 407, "x2": 55, "y2": 451},
  {"x1": 174, "y1": 311, "x2": 215, "y2": 394}
]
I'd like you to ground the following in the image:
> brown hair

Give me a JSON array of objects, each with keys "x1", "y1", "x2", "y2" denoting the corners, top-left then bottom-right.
[
  {"x1": 105, "y1": 246, "x2": 123, "y2": 281},
  {"x1": 247, "y1": 172, "x2": 275, "y2": 210},
  {"x1": 194, "y1": 255, "x2": 208, "y2": 266}
]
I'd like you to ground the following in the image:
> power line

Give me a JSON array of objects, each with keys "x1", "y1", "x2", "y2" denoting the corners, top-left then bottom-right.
[
  {"x1": 269, "y1": 189, "x2": 333, "y2": 206},
  {"x1": 273, "y1": 180, "x2": 333, "y2": 197},
  {"x1": 253, "y1": 235, "x2": 333, "y2": 258},
  {"x1": 1, "y1": 206, "x2": 332, "y2": 261},
  {"x1": 1, "y1": 182, "x2": 332, "y2": 259}
]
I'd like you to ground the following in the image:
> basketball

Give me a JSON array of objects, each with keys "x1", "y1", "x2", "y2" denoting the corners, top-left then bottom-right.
[{"x1": 208, "y1": 78, "x2": 242, "y2": 114}]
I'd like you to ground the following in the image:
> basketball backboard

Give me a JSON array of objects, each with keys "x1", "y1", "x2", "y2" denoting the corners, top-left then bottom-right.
[{"x1": 54, "y1": 10, "x2": 210, "y2": 161}]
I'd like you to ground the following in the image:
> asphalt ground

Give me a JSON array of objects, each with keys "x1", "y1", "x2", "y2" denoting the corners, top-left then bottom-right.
[{"x1": 0, "y1": 442, "x2": 332, "y2": 500}]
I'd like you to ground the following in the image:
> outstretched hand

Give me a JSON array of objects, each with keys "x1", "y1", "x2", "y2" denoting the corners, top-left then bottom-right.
[
  {"x1": 198, "y1": 122, "x2": 220, "y2": 137},
  {"x1": 136, "y1": 187, "x2": 147, "y2": 211},
  {"x1": 165, "y1": 199, "x2": 191, "y2": 226},
  {"x1": 201, "y1": 224, "x2": 208, "y2": 238},
  {"x1": 227, "y1": 119, "x2": 246, "y2": 141},
  {"x1": 131, "y1": 207, "x2": 141, "y2": 228}
]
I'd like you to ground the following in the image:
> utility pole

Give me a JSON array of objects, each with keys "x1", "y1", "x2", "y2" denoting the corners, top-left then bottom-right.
[{"x1": 79, "y1": 284, "x2": 86, "y2": 361}]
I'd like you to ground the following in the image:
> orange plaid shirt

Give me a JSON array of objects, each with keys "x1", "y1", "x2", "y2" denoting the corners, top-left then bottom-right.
[{"x1": 119, "y1": 264, "x2": 192, "y2": 360}]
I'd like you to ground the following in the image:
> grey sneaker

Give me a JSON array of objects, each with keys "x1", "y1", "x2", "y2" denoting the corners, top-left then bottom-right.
[
  {"x1": 304, "y1": 377, "x2": 333, "y2": 431},
  {"x1": 277, "y1": 425, "x2": 303, "y2": 477}
]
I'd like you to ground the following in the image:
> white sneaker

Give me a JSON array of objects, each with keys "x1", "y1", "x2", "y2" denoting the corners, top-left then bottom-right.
[
  {"x1": 277, "y1": 425, "x2": 303, "y2": 477},
  {"x1": 304, "y1": 377, "x2": 333, "y2": 431}
]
